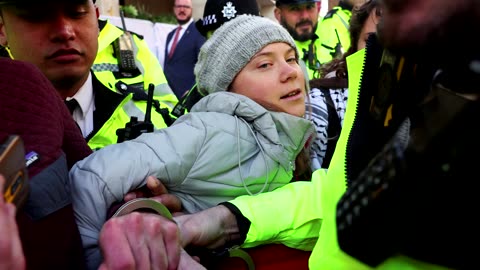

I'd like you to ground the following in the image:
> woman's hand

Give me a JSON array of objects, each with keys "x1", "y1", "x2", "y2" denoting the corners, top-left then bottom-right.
[{"x1": 124, "y1": 176, "x2": 183, "y2": 214}]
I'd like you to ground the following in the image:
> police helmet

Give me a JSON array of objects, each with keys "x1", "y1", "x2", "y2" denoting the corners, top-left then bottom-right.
[{"x1": 196, "y1": 0, "x2": 260, "y2": 37}]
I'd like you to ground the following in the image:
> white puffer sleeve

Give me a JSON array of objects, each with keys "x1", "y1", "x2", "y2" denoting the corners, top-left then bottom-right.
[{"x1": 69, "y1": 115, "x2": 206, "y2": 269}]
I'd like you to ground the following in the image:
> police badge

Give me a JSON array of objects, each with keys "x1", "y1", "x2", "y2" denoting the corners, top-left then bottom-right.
[{"x1": 222, "y1": 2, "x2": 237, "y2": 19}]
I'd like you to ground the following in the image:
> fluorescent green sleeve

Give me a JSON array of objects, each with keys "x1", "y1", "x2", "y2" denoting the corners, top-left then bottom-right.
[{"x1": 229, "y1": 169, "x2": 327, "y2": 250}]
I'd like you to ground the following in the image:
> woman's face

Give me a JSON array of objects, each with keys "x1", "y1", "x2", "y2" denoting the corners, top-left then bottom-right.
[{"x1": 230, "y1": 42, "x2": 306, "y2": 117}]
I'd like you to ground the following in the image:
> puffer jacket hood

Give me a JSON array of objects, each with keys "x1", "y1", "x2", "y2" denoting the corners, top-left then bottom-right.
[{"x1": 192, "y1": 92, "x2": 314, "y2": 173}]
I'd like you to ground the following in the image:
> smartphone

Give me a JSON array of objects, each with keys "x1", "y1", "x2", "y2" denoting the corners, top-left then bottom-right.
[{"x1": 1, "y1": 135, "x2": 29, "y2": 209}]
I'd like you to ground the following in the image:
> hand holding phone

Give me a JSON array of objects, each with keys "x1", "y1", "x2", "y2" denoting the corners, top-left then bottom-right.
[{"x1": 1, "y1": 135, "x2": 29, "y2": 210}]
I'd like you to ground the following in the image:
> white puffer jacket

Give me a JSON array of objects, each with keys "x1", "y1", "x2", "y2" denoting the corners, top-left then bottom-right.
[{"x1": 69, "y1": 91, "x2": 315, "y2": 269}]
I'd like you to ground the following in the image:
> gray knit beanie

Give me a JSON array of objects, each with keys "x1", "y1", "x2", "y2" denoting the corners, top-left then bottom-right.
[{"x1": 194, "y1": 14, "x2": 298, "y2": 95}]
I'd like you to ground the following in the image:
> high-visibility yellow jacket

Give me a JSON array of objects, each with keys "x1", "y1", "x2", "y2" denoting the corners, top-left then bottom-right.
[
  {"x1": 4, "y1": 20, "x2": 175, "y2": 150},
  {"x1": 229, "y1": 49, "x2": 448, "y2": 270},
  {"x1": 295, "y1": 38, "x2": 333, "y2": 79},
  {"x1": 317, "y1": 5, "x2": 352, "y2": 59},
  {"x1": 93, "y1": 19, "x2": 178, "y2": 109},
  {"x1": 86, "y1": 74, "x2": 172, "y2": 150},
  {"x1": 88, "y1": 20, "x2": 178, "y2": 150}
]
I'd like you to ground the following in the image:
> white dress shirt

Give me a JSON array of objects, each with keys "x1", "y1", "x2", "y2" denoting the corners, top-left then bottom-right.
[
  {"x1": 167, "y1": 18, "x2": 194, "y2": 54},
  {"x1": 65, "y1": 73, "x2": 95, "y2": 138}
]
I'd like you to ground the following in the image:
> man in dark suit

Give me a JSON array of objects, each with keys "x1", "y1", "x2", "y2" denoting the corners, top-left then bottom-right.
[{"x1": 164, "y1": 0, "x2": 206, "y2": 99}]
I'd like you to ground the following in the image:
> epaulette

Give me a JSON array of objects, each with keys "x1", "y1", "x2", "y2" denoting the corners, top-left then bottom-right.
[
  {"x1": 116, "y1": 26, "x2": 144, "y2": 40},
  {"x1": 129, "y1": 30, "x2": 144, "y2": 40},
  {"x1": 323, "y1": 7, "x2": 339, "y2": 20}
]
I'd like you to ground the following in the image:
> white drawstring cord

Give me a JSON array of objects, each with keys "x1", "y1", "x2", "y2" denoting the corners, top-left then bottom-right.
[{"x1": 235, "y1": 116, "x2": 270, "y2": 196}]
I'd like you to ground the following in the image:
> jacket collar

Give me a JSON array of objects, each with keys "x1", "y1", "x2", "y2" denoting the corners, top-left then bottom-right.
[
  {"x1": 191, "y1": 92, "x2": 315, "y2": 169},
  {"x1": 86, "y1": 72, "x2": 126, "y2": 141}
]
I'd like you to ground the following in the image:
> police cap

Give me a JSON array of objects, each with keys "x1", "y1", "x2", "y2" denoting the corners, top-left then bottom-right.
[
  {"x1": 195, "y1": 0, "x2": 260, "y2": 37},
  {"x1": 275, "y1": 0, "x2": 320, "y2": 7}
]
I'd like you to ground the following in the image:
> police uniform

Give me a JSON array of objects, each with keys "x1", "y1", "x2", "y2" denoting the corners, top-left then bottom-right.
[
  {"x1": 295, "y1": 37, "x2": 334, "y2": 79},
  {"x1": 276, "y1": 0, "x2": 334, "y2": 79},
  {"x1": 316, "y1": 0, "x2": 353, "y2": 59},
  {"x1": 93, "y1": 20, "x2": 178, "y2": 110},
  {"x1": 85, "y1": 20, "x2": 179, "y2": 149},
  {"x1": 85, "y1": 73, "x2": 174, "y2": 150}
]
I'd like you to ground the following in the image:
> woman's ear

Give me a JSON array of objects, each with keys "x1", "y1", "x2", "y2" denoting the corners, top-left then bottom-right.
[{"x1": 373, "y1": 7, "x2": 383, "y2": 25}]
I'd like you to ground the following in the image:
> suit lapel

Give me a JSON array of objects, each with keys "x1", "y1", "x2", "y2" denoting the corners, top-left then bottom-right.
[{"x1": 166, "y1": 22, "x2": 195, "y2": 61}]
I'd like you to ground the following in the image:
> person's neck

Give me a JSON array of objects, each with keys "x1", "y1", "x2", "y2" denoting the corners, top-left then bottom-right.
[
  {"x1": 177, "y1": 18, "x2": 192, "y2": 27},
  {"x1": 53, "y1": 73, "x2": 90, "y2": 99}
]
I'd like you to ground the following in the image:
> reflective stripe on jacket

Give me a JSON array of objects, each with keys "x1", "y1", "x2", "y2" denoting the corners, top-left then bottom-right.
[
  {"x1": 93, "y1": 20, "x2": 178, "y2": 109},
  {"x1": 86, "y1": 74, "x2": 170, "y2": 150}
]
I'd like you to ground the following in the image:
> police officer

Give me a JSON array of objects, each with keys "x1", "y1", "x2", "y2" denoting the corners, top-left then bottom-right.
[
  {"x1": 94, "y1": 18, "x2": 179, "y2": 110},
  {"x1": 274, "y1": 0, "x2": 333, "y2": 79},
  {"x1": 0, "y1": 0, "x2": 173, "y2": 150},
  {"x1": 316, "y1": 0, "x2": 365, "y2": 59}
]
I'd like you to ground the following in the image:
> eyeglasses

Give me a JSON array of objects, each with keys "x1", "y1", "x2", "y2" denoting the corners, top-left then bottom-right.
[{"x1": 174, "y1": 5, "x2": 191, "y2": 9}]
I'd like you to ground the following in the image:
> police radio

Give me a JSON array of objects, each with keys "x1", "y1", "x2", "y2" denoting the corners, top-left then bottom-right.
[
  {"x1": 331, "y1": 29, "x2": 343, "y2": 59},
  {"x1": 116, "y1": 84, "x2": 155, "y2": 143},
  {"x1": 302, "y1": 38, "x2": 321, "y2": 78},
  {"x1": 113, "y1": 10, "x2": 137, "y2": 74}
]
